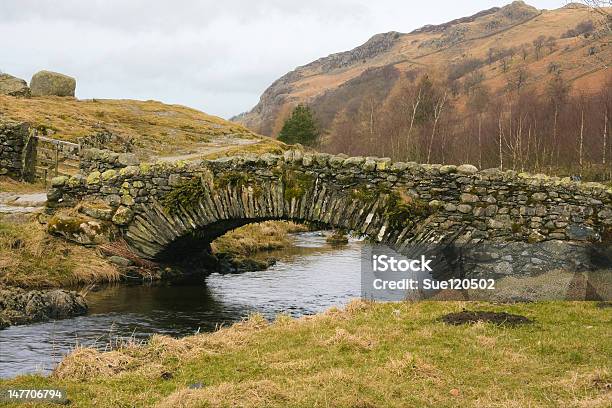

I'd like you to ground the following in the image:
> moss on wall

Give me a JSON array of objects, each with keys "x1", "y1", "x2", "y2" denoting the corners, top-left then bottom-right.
[
  {"x1": 382, "y1": 191, "x2": 431, "y2": 230},
  {"x1": 162, "y1": 176, "x2": 208, "y2": 214},
  {"x1": 350, "y1": 185, "x2": 380, "y2": 204},
  {"x1": 282, "y1": 170, "x2": 315, "y2": 201},
  {"x1": 214, "y1": 172, "x2": 250, "y2": 189}
]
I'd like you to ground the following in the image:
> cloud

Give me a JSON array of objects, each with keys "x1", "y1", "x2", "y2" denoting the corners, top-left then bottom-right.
[{"x1": 0, "y1": 0, "x2": 565, "y2": 118}]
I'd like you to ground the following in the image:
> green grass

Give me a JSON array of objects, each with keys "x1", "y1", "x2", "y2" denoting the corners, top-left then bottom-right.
[{"x1": 1, "y1": 301, "x2": 610, "y2": 407}]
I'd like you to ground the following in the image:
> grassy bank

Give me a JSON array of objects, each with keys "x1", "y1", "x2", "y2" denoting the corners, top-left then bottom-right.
[
  {"x1": 210, "y1": 221, "x2": 311, "y2": 272},
  {"x1": 0, "y1": 216, "x2": 119, "y2": 288},
  {"x1": 0, "y1": 300, "x2": 609, "y2": 407},
  {"x1": 212, "y1": 221, "x2": 309, "y2": 257},
  {"x1": 0, "y1": 217, "x2": 311, "y2": 288}
]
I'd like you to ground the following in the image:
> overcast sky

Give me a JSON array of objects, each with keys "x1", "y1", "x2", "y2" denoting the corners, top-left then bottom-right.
[{"x1": 0, "y1": 0, "x2": 566, "y2": 119}]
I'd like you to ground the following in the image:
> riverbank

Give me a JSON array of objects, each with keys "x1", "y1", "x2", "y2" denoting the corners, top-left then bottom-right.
[
  {"x1": 0, "y1": 215, "x2": 121, "y2": 289},
  {"x1": 0, "y1": 204, "x2": 319, "y2": 327},
  {"x1": 0, "y1": 214, "x2": 313, "y2": 289},
  {"x1": 0, "y1": 300, "x2": 609, "y2": 407}
]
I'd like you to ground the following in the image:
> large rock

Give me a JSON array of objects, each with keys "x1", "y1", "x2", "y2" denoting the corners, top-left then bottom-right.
[
  {"x1": 47, "y1": 214, "x2": 113, "y2": 245},
  {"x1": 30, "y1": 70, "x2": 76, "y2": 97},
  {"x1": 0, "y1": 73, "x2": 30, "y2": 97},
  {"x1": 0, "y1": 287, "x2": 87, "y2": 328}
]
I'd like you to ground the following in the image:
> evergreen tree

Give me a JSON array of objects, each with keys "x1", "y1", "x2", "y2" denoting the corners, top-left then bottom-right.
[{"x1": 278, "y1": 104, "x2": 320, "y2": 146}]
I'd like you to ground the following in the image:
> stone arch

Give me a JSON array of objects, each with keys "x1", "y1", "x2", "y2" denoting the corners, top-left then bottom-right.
[
  {"x1": 47, "y1": 150, "x2": 612, "y2": 273},
  {"x1": 124, "y1": 168, "x2": 436, "y2": 262}
]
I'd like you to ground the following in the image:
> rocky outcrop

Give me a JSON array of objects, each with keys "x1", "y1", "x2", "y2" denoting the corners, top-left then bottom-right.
[
  {"x1": 0, "y1": 287, "x2": 87, "y2": 329},
  {"x1": 309, "y1": 31, "x2": 403, "y2": 73},
  {"x1": 30, "y1": 70, "x2": 76, "y2": 97},
  {"x1": 0, "y1": 73, "x2": 30, "y2": 97}
]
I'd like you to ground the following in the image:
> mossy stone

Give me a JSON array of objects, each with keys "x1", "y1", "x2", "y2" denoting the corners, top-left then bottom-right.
[{"x1": 86, "y1": 171, "x2": 101, "y2": 185}]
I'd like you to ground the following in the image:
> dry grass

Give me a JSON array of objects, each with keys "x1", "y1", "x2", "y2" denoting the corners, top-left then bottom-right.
[
  {"x1": 0, "y1": 96, "x2": 258, "y2": 156},
  {"x1": 201, "y1": 138, "x2": 288, "y2": 159},
  {"x1": 211, "y1": 221, "x2": 309, "y2": 257},
  {"x1": 0, "y1": 216, "x2": 119, "y2": 288},
  {"x1": 0, "y1": 176, "x2": 46, "y2": 194},
  {"x1": 1, "y1": 301, "x2": 610, "y2": 407}
]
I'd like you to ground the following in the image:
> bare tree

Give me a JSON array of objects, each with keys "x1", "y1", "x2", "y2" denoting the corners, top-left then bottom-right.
[
  {"x1": 487, "y1": 48, "x2": 497, "y2": 65},
  {"x1": 498, "y1": 112, "x2": 505, "y2": 170},
  {"x1": 603, "y1": 110, "x2": 609, "y2": 165},
  {"x1": 576, "y1": 95, "x2": 587, "y2": 175},
  {"x1": 464, "y1": 70, "x2": 485, "y2": 95},
  {"x1": 545, "y1": 36, "x2": 558, "y2": 53},
  {"x1": 427, "y1": 91, "x2": 448, "y2": 164},
  {"x1": 405, "y1": 85, "x2": 422, "y2": 160},
  {"x1": 579, "y1": 1, "x2": 611, "y2": 32},
  {"x1": 506, "y1": 67, "x2": 530, "y2": 93},
  {"x1": 520, "y1": 45, "x2": 529, "y2": 61},
  {"x1": 500, "y1": 56, "x2": 511, "y2": 73},
  {"x1": 533, "y1": 35, "x2": 546, "y2": 59},
  {"x1": 467, "y1": 86, "x2": 490, "y2": 169},
  {"x1": 547, "y1": 72, "x2": 571, "y2": 163}
]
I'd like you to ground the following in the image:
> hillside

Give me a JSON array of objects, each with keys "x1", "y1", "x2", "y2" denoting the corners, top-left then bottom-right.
[
  {"x1": 0, "y1": 96, "x2": 284, "y2": 161},
  {"x1": 236, "y1": 1, "x2": 611, "y2": 137}
]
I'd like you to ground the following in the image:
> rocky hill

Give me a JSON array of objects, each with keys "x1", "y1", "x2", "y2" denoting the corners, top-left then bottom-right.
[
  {"x1": 236, "y1": 1, "x2": 611, "y2": 136},
  {"x1": 0, "y1": 95, "x2": 284, "y2": 161}
]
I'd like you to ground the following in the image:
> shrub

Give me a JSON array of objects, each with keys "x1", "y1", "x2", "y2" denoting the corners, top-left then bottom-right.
[{"x1": 562, "y1": 20, "x2": 594, "y2": 38}]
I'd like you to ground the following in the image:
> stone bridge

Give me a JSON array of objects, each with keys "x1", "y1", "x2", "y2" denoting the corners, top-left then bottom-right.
[{"x1": 46, "y1": 150, "x2": 612, "y2": 273}]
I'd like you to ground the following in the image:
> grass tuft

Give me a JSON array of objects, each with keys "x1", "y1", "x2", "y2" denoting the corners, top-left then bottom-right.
[{"x1": 0, "y1": 216, "x2": 119, "y2": 288}]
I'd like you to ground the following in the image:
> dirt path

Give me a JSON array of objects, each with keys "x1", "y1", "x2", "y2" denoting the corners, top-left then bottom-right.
[
  {"x1": 0, "y1": 192, "x2": 47, "y2": 213},
  {"x1": 154, "y1": 136, "x2": 260, "y2": 163}
]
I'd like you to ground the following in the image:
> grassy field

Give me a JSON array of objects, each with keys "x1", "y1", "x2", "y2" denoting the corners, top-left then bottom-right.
[{"x1": 0, "y1": 300, "x2": 609, "y2": 407}]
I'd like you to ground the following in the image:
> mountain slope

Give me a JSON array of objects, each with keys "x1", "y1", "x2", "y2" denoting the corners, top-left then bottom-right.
[{"x1": 236, "y1": 1, "x2": 610, "y2": 137}]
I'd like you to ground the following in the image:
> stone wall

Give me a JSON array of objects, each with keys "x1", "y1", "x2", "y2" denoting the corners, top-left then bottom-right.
[
  {"x1": 79, "y1": 148, "x2": 139, "y2": 173},
  {"x1": 47, "y1": 150, "x2": 612, "y2": 263},
  {"x1": 0, "y1": 120, "x2": 35, "y2": 181},
  {"x1": 78, "y1": 131, "x2": 134, "y2": 153}
]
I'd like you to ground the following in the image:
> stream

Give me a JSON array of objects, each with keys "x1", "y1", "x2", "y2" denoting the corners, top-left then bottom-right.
[{"x1": 0, "y1": 232, "x2": 364, "y2": 378}]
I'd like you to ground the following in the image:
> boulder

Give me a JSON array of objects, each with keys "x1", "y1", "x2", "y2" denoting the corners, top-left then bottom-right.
[
  {"x1": 47, "y1": 214, "x2": 112, "y2": 245},
  {"x1": 107, "y1": 255, "x2": 133, "y2": 267},
  {"x1": 112, "y1": 205, "x2": 134, "y2": 225},
  {"x1": 30, "y1": 70, "x2": 76, "y2": 97},
  {"x1": 0, "y1": 287, "x2": 87, "y2": 328},
  {"x1": 0, "y1": 73, "x2": 30, "y2": 97}
]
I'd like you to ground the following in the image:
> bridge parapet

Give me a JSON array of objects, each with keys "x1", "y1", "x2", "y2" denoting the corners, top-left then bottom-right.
[{"x1": 46, "y1": 150, "x2": 612, "y2": 261}]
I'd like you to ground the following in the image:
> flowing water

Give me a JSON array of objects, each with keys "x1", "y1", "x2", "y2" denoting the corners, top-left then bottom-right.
[{"x1": 0, "y1": 232, "x2": 364, "y2": 378}]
